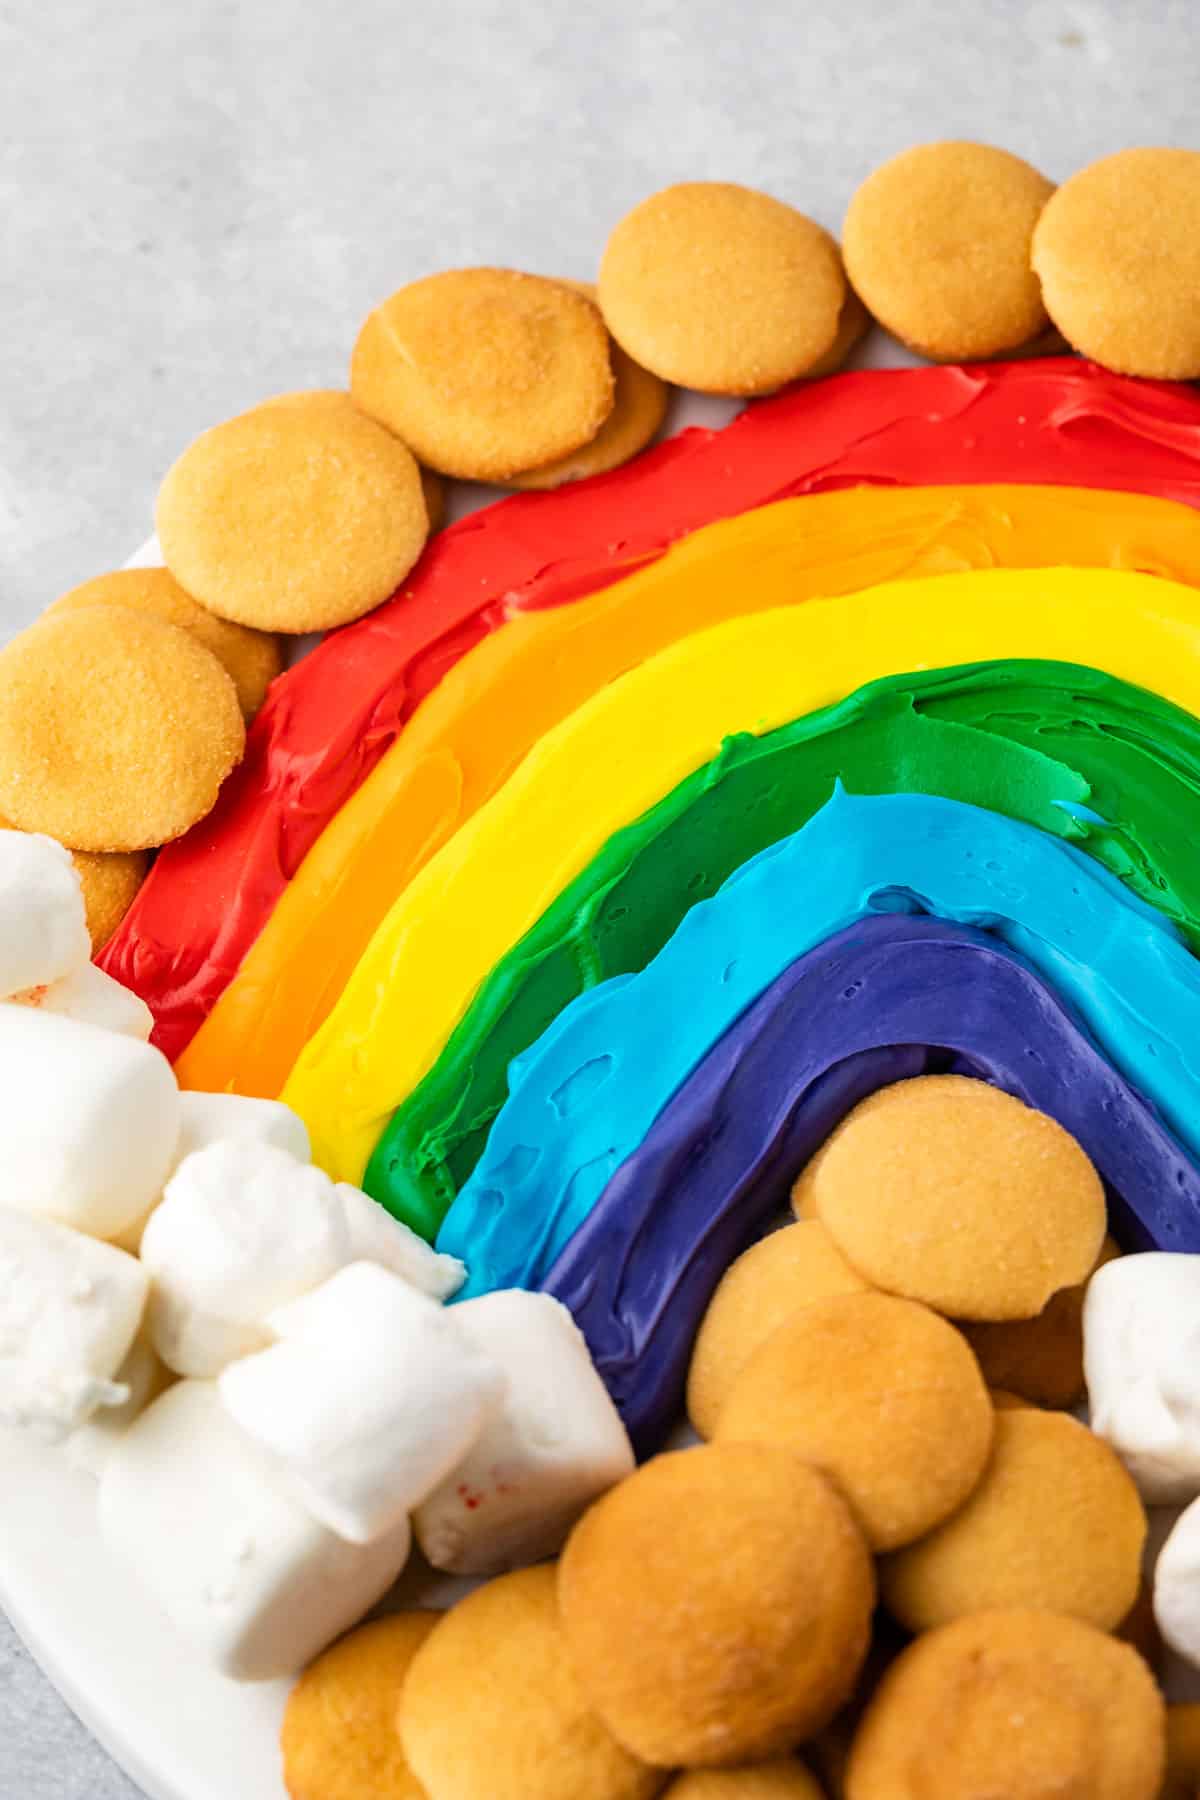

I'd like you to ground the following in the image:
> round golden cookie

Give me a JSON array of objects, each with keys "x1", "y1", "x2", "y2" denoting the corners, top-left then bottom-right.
[
  {"x1": 1031, "y1": 148, "x2": 1200, "y2": 379},
  {"x1": 72, "y1": 846, "x2": 150, "y2": 949},
  {"x1": 0, "y1": 812, "x2": 150, "y2": 951},
  {"x1": 156, "y1": 403, "x2": 428, "y2": 632},
  {"x1": 351, "y1": 269, "x2": 615, "y2": 482},
  {"x1": 558, "y1": 1443, "x2": 875, "y2": 1768},
  {"x1": 598, "y1": 182, "x2": 846, "y2": 395},
  {"x1": 844, "y1": 1609, "x2": 1165, "y2": 1800},
  {"x1": 281, "y1": 1611, "x2": 437, "y2": 1800},
  {"x1": 1162, "y1": 1704, "x2": 1200, "y2": 1800},
  {"x1": 398, "y1": 1564, "x2": 662, "y2": 1800},
  {"x1": 0, "y1": 606, "x2": 244, "y2": 852},
  {"x1": 47, "y1": 567, "x2": 282, "y2": 721},
  {"x1": 714, "y1": 1292, "x2": 993, "y2": 1552},
  {"x1": 508, "y1": 284, "x2": 669, "y2": 488},
  {"x1": 960, "y1": 1235, "x2": 1120, "y2": 1408},
  {"x1": 880, "y1": 1408, "x2": 1145, "y2": 1635},
  {"x1": 1117, "y1": 1578, "x2": 1162, "y2": 1673},
  {"x1": 256, "y1": 387, "x2": 448, "y2": 532},
  {"x1": 842, "y1": 141, "x2": 1054, "y2": 361},
  {"x1": 687, "y1": 1221, "x2": 872, "y2": 1438},
  {"x1": 811, "y1": 1075, "x2": 1106, "y2": 1320},
  {"x1": 803, "y1": 284, "x2": 873, "y2": 379},
  {"x1": 662, "y1": 1763, "x2": 824, "y2": 1800},
  {"x1": 988, "y1": 1388, "x2": 1035, "y2": 1412}
]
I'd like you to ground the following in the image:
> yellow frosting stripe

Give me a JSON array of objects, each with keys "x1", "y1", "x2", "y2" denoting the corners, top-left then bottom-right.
[
  {"x1": 177, "y1": 485, "x2": 1200, "y2": 1099},
  {"x1": 283, "y1": 565, "x2": 1200, "y2": 1185}
]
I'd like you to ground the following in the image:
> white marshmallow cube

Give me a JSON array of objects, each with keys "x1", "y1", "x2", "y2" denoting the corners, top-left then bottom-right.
[
  {"x1": 141, "y1": 1141, "x2": 464, "y2": 1377},
  {"x1": 0, "y1": 1006, "x2": 179, "y2": 1240},
  {"x1": 1155, "y1": 1494, "x2": 1200, "y2": 1669},
  {"x1": 8, "y1": 961, "x2": 153, "y2": 1040},
  {"x1": 0, "y1": 831, "x2": 90, "y2": 999},
  {"x1": 1084, "y1": 1252, "x2": 1200, "y2": 1503},
  {"x1": 219, "y1": 1262, "x2": 505, "y2": 1545},
  {"x1": 65, "y1": 1332, "x2": 171, "y2": 1477},
  {"x1": 98, "y1": 1381, "x2": 412, "y2": 1680},
  {"x1": 0, "y1": 1211, "x2": 148, "y2": 1441},
  {"x1": 414, "y1": 1291, "x2": 634, "y2": 1575},
  {"x1": 173, "y1": 1090, "x2": 312, "y2": 1168}
]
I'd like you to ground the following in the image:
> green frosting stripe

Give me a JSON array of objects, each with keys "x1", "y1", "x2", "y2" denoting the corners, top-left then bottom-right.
[{"x1": 364, "y1": 659, "x2": 1200, "y2": 1236}]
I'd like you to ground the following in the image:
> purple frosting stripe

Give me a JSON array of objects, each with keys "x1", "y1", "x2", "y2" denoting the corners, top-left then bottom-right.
[{"x1": 541, "y1": 914, "x2": 1200, "y2": 1455}]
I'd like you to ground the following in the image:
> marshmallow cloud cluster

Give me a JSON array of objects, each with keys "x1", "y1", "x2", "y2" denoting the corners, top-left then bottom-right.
[{"x1": 0, "y1": 830, "x2": 635, "y2": 1680}]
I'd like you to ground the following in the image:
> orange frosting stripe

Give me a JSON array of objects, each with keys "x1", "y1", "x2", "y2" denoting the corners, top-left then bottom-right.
[{"x1": 175, "y1": 482, "x2": 1200, "y2": 1100}]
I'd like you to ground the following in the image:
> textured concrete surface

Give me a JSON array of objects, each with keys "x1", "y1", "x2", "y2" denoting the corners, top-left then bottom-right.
[{"x1": 0, "y1": 0, "x2": 1195, "y2": 1791}]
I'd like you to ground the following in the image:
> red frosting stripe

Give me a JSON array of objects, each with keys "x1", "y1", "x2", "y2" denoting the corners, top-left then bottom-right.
[{"x1": 99, "y1": 359, "x2": 1200, "y2": 1060}]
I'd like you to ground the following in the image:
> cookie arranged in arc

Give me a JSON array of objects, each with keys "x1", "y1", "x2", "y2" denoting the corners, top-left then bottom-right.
[
  {"x1": 0, "y1": 606, "x2": 245, "y2": 853},
  {"x1": 71, "y1": 846, "x2": 152, "y2": 952},
  {"x1": 280, "y1": 1610, "x2": 437, "y2": 1800},
  {"x1": 508, "y1": 284, "x2": 669, "y2": 488},
  {"x1": 686, "y1": 1221, "x2": 871, "y2": 1438},
  {"x1": 844, "y1": 1610, "x2": 1165, "y2": 1800},
  {"x1": 663, "y1": 1765, "x2": 825, "y2": 1799},
  {"x1": 0, "y1": 811, "x2": 151, "y2": 953},
  {"x1": 256, "y1": 385, "x2": 448, "y2": 529},
  {"x1": 880, "y1": 1408, "x2": 1146, "y2": 1634},
  {"x1": 810, "y1": 1075, "x2": 1107, "y2": 1320},
  {"x1": 398, "y1": 1564, "x2": 663, "y2": 1800},
  {"x1": 1033, "y1": 147, "x2": 1200, "y2": 379},
  {"x1": 48, "y1": 566, "x2": 282, "y2": 721},
  {"x1": 598, "y1": 182, "x2": 846, "y2": 394},
  {"x1": 558, "y1": 1443, "x2": 875, "y2": 1767},
  {"x1": 961, "y1": 1235, "x2": 1121, "y2": 1409},
  {"x1": 156, "y1": 402, "x2": 429, "y2": 632},
  {"x1": 843, "y1": 140, "x2": 1054, "y2": 360},
  {"x1": 713, "y1": 1293, "x2": 994, "y2": 1551},
  {"x1": 351, "y1": 269, "x2": 615, "y2": 482}
]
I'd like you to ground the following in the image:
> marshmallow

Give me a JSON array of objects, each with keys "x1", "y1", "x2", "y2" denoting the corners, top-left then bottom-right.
[
  {"x1": 336, "y1": 1179, "x2": 464, "y2": 1301},
  {"x1": 173, "y1": 1090, "x2": 312, "y2": 1167},
  {"x1": 65, "y1": 1332, "x2": 171, "y2": 1476},
  {"x1": 8, "y1": 961, "x2": 153, "y2": 1040},
  {"x1": 414, "y1": 1291, "x2": 634, "y2": 1575},
  {"x1": 141, "y1": 1140, "x2": 463, "y2": 1377},
  {"x1": 1084, "y1": 1252, "x2": 1200, "y2": 1503},
  {"x1": 0, "y1": 1211, "x2": 148, "y2": 1442},
  {"x1": 0, "y1": 830, "x2": 90, "y2": 999},
  {"x1": 219, "y1": 1263, "x2": 505, "y2": 1545},
  {"x1": 0, "y1": 1006, "x2": 180, "y2": 1239},
  {"x1": 1155, "y1": 1495, "x2": 1200, "y2": 1669},
  {"x1": 98, "y1": 1381, "x2": 412, "y2": 1680}
]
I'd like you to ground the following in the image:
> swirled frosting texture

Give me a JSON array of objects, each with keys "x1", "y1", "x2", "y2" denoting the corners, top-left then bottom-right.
[
  {"x1": 369, "y1": 658, "x2": 1200, "y2": 1236},
  {"x1": 283, "y1": 568, "x2": 1200, "y2": 1189},
  {"x1": 174, "y1": 483, "x2": 1200, "y2": 1102},
  {"x1": 437, "y1": 788, "x2": 1200, "y2": 1297},
  {"x1": 100, "y1": 360, "x2": 1200, "y2": 1059},
  {"x1": 540, "y1": 916, "x2": 1200, "y2": 1454}
]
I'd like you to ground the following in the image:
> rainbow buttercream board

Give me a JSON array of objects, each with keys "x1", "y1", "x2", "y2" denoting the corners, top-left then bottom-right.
[
  {"x1": 437, "y1": 785, "x2": 1200, "y2": 1294},
  {"x1": 540, "y1": 914, "x2": 1200, "y2": 1453},
  {"x1": 174, "y1": 483, "x2": 1200, "y2": 1103},
  {"x1": 281, "y1": 567, "x2": 1200, "y2": 1190},
  {"x1": 102, "y1": 359, "x2": 1200, "y2": 1064},
  {"x1": 13, "y1": 357, "x2": 1200, "y2": 1800},
  {"x1": 368, "y1": 658, "x2": 1200, "y2": 1237}
]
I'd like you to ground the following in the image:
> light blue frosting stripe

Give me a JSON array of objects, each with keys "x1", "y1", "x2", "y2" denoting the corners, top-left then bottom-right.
[{"x1": 438, "y1": 787, "x2": 1200, "y2": 1296}]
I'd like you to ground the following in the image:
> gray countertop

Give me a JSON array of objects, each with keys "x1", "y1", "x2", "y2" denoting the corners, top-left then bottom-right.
[{"x1": 0, "y1": 0, "x2": 1196, "y2": 1792}]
